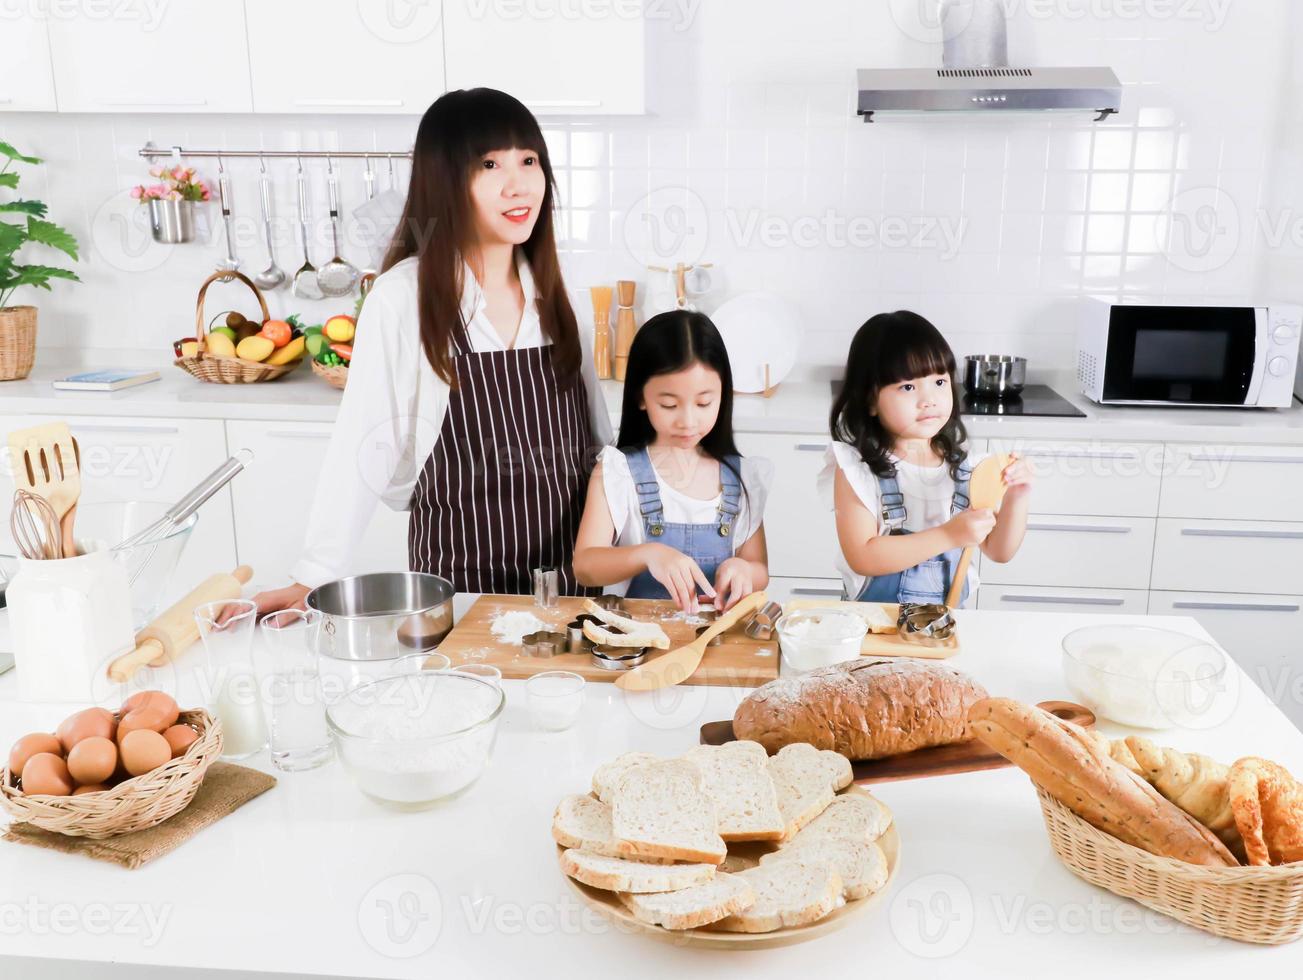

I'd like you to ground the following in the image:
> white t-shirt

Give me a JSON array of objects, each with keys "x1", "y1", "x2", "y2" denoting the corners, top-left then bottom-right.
[
  {"x1": 818, "y1": 441, "x2": 989, "y2": 603},
  {"x1": 597, "y1": 445, "x2": 773, "y2": 596}
]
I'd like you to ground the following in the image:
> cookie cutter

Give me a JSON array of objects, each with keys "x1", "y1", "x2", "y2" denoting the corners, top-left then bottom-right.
[
  {"x1": 591, "y1": 645, "x2": 648, "y2": 670},
  {"x1": 695, "y1": 624, "x2": 725, "y2": 647},
  {"x1": 897, "y1": 603, "x2": 956, "y2": 646},
  {"x1": 590, "y1": 594, "x2": 628, "y2": 614},
  {"x1": 565, "y1": 614, "x2": 602, "y2": 654},
  {"x1": 744, "y1": 600, "x2": 785, "y2": 640},
  {"x1": 521, "y1": 630, "x2": 567, "y2": 658}
]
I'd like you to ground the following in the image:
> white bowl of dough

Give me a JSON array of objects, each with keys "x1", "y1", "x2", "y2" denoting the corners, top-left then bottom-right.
[
  {"x1": 776, "y1": 610, "x2": 867, "y2": 673},
  {"x1": 1061, "y1": 625, "x2": 1228, "y2": 729},
  {"x1": 326, "y1": 671, "x2": 504, "y2": 809}
]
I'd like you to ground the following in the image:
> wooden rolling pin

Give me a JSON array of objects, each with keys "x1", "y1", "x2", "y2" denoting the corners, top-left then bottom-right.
[{"x1": 107, "y1": 565, "x2": 253, "y2": 682}]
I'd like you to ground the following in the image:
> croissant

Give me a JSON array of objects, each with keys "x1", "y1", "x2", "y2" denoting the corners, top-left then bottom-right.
[
  {"x1": 1228, "y1": 757, "x2": 1303, "y2": 867},
  {"x1": 1125, "y1": 737, "x2": 1243, "y2": 861}
]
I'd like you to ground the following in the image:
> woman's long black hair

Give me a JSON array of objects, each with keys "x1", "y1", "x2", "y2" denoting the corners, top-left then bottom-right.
[
  {"x1": 829, "y1": 310, "x2": 969, "y2": 480},
  {"x1": 617, "y1": 310, "x2": 745, "y2": 488}
]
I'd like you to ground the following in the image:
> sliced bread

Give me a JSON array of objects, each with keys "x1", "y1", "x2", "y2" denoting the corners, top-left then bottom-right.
[
  {"x1": 592, "y1": 752, "x2": 661, "y2": 803},
  {"x1": 761, "y1": 838, "x2": 888, "y2": 900},
  {"x1": 773, "y1": 742, "x2": 854, "y2": 791},
  {"x1": 553, "y1": 794, "x2": 672, "y2": 861},
  {"x1": 781, "y1": 793, "x2": 892, "y2": 849},
  {"x1": 682, "y1": 741, "x2": 784, "y2": 842},
  {"x1": 620, "y1": 873, "x2": 755, "y2": 931},
  {"x1": 768, "y1": 747, "x2": 840, "y2": 840},
  {"x1": 712, "y1": 860, "x2": 843, "y2": 933},
  {"x1": 560, "y1": 850, "x2": 717, "y2": 893},
  {"x1": 610, "y1": 759, "x2": 727, "y2": 864}
]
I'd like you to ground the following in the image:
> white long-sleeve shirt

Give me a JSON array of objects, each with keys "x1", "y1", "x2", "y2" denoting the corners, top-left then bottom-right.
[{"x1": 289, "y1": 254, "x2": 613, "y2": 588}]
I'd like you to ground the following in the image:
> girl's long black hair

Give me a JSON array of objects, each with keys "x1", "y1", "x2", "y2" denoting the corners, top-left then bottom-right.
[
  {"x1": 829, "y1": 310, "x2": 969, "y2": 480},
  {"x1": 617, "y1": 310, "x2": 744, "y2": 488}
]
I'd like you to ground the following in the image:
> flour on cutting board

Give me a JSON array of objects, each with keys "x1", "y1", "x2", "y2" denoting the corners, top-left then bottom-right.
[{"x1": 490, "y1": 610, "x2": 550, "y2": 645}]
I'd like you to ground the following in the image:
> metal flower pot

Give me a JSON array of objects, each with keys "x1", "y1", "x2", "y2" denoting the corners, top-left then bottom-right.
[{"x1": 148, "y1": 198, "x2": 196, "y2": 244}]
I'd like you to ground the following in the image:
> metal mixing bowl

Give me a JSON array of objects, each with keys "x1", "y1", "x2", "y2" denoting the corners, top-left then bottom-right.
[{"x1": 963, "y1": 354, "x2": 1027, "y2": 399}]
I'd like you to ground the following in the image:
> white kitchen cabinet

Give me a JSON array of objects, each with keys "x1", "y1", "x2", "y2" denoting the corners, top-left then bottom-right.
[
  {"x1": 735, "y1": 434, "x2": 839, "y2": 580},
  {"x1": 226, "y1": 421, "x2": 409, "y2": 587},
  {"x1": 977, "y1": 584, "x2": 1149, "y2": 615},
  {"x1": 442, "y1": 0, "x2": 645, "y2": 114},
  {"x1": 1160, "y1": 444, "x2": 1303, "y2": 522},
  {"x1": 986, "y1": 438, "x2": 1162, "y2": 517},
  {"x1": 245, "y1": 1, "x2": 444, "y2": 114},
  {"x1": 979, "y1": 515, "x2": 1156, "y2": 591},
  {"x1": 1150, "y1": 518, "x2": 1303, "y2": 596},
  {"x1": 765, "y1": 577, "x2": 846, "y2": 604},
  {"x1": 46, "y1": 2, "x2": 253, "y2": 113},
  {"x1": 0, "y1": 14, "x2": 56, "y2": 111}
]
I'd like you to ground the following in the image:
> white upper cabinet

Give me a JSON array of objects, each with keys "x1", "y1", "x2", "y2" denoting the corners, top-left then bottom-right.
[
  {"x1": 442, "y1": 0, "x2": 645, "y2": 114},
  {"x1": 46, "y1": 0, "x2": 253, "y2": 112},
  {"x1": 245, "y1": 1, "x2": 445, "y2": 114},
  {"x1": 0, "y1": 14, "x2": 56, "y2": 111}
]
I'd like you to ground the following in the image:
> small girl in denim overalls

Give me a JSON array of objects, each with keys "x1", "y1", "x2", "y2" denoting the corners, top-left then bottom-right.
[
  {"x1": 822, "y1": 311, "x2": 1032, "y2": 607},
  {"x1": 573, "y1": 310, "x2": 773, "y2": 612}
]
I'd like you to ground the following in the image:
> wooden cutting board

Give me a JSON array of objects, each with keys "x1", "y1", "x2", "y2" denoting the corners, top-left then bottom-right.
[
  {"x1": 786, "y1": 600, "x2": 960, "y2": 659},
  {"x1": 698, "y1": 701, "x2": 1094, "y2": 783},
  {"x1": 437, "y1": 594, "x2": 781, "y2": 686}
]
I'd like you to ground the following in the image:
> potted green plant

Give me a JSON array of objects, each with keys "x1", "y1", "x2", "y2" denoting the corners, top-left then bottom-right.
[
  {"x1": 131, "y1": 164, "x2": 212, "y2": 243},
  {"x1": 0, "y1": 141, "x2": 79, "y2": 381}
]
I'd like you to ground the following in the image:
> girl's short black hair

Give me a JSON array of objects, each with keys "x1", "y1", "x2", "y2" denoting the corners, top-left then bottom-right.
[{"x1": 829, "y1": 310, "x2": 969, "y2": 480}]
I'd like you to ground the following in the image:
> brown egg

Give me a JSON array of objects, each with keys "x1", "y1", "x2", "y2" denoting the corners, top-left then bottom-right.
[
  {"x1": 55, "y1": 707, "x2": 117, "y2": 753},
  {"x1": 120, "y1": 691, "x2": 179, "y2": 728},
  {"x1": 119, "y1": 729, "x2": 171, "y2": 777},
  {"x1": 73, "y1": 783, "x2": 112, "y2": 796},
  {"x1": 162, "y1": 724, "x2": 200, "y2": 759},
  {"x1": 8, "y1": 733, "x2": 62, "y2": 778},
  {"x1": 66, "y1": 736, "x2": 118, "y2": 785},
  {"x1": 117, "y1": 706, "x2": 174, "y2": 741},
  {"x1": 21, "y1": 753, "x2": 74, "y2": 796}
]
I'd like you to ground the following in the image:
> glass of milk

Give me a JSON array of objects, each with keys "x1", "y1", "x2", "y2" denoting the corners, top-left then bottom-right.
[
  {"x1": 257, "y1": 608, "x2": 333, "y2": 772},
  {"x1": 194, "y1": 599, "x2": 268, "y2": 761}
]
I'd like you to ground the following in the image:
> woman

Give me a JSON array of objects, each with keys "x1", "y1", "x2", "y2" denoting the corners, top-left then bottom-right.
[{"x1": 250, "y1": 88, "x2": 610, "y2": 614}]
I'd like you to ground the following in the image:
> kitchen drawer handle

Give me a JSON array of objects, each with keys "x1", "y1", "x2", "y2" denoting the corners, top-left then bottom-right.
[
  {"x1": 1187, "y1": 453, "x2": 1303, "y2": 465},
  {"x1": 96, "y1": 97, "x2": 208, "y2": 107},
  {"x1": 294, "y1": 98, "x2": 404, "y2": 108},
  {"x1": 0, "y1": 98, "x2": 12, "y2": 105},
  {"x1": 1019, "y1": 449, "x2": 1141, "y2": 461},
  {"x1": 267, "y1": 430, "x2": 331, "y2": 440},
  {"x1": 790, "y1": 587, "x2": 845, "y2": 597},
  {"x1": 1172, "y1": 601, "x2": 1301, "y2": 613},
  {"x1": 525, "y1": 100, "x2": 603, "y2": 108},
  {"x1": 1027, "y1": 522, "x2": 1132, "y2": 534},
  {"x1": 998, "y1": 594, "x2": 1126, "y2": 607},
  {"x1": 1180, "y1": 527, "x2": 1303, "y2": 541},
  {"x1": 69, "y1": 424, "x2": 181, "y2": 435},
  {"x1": 795, "y1": 444, "x2": 827, "y2": 453}
]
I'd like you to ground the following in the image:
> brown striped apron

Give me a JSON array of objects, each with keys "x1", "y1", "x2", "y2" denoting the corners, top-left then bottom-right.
[{"x1": 407, "y1": 330, "x2": 597, "y2": 595}]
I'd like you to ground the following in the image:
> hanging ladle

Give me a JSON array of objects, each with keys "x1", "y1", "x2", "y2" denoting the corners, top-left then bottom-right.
[{"x1": 252, "y1": 155, "x2": 286, "y2": 290}]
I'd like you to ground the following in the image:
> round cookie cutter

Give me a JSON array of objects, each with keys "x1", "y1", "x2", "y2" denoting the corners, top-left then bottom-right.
[{"x1": 590, "y1": 645, "x2": 647, "y2": 670}]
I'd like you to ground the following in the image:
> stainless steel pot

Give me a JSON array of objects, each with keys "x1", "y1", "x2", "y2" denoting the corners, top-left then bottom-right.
[
  {"x1": 307, "y1": 572, "x2": 456, "y2": 663},
  {"x1": 963, "y1": 354, "x2": 1027, "y2": 399}
]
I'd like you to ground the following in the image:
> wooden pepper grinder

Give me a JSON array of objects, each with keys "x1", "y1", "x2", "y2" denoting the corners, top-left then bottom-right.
[
  {"x1": 614, "y1": 280, "x2": 638, "y2": 382},
  {"x1": 590, "y1": 285, "x2": 613, "y2": 380}
]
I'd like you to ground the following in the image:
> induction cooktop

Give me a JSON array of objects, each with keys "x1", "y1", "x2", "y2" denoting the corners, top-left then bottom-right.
[{"x1": 829, "y1": 381, "x2": 1087, "y2": 418}]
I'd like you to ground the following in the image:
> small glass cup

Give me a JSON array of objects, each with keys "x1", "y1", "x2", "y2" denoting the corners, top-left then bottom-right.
[
  {"x1": 526, "y1": 671, "x2": 585, "y2": 732},
  {"x1": 387, "y1": 652, "x2": 452, "y2": 676},
  {"x1": 194, "y1": 599, "x2": 267, "y2": 761},
  {"x1": 256, "y1": 608, "x2": 332, "y2": 772},
  {"x1": 451, "y1": 663, "x2": 502, "y2": 688}
]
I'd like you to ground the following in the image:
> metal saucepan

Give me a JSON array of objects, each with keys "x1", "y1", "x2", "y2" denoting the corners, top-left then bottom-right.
[
  {"x1": 307, "y1": 572, "x2": 455, "y2": 665},
  {"x1": 963, "y1": 354, "x2": 1027, "y2": 399}
]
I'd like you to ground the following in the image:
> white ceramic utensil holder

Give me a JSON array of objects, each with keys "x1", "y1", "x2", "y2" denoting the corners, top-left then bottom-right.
[{"x1": 8, "y1": 547, "x2": 136, "y2": 702}]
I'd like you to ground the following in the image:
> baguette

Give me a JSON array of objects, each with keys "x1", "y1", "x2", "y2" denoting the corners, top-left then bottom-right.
[
  {"x1": 968, "y1": 698, "x2": 1238, "y2": 868},
  {"x1": 734, "y1": 659, "x2": 989, "y2": 760}
]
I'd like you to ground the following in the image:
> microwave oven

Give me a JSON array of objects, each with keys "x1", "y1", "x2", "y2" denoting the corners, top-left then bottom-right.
[{"x1": 1077, "y1": 301, "x2": 1302, "y2": 408}]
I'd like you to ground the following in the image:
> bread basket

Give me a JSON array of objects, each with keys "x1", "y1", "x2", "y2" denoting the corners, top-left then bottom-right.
[
  {"x1": 175, "y1": 271, "x2": 302, "y2": 384},
  {"x1": 0, "y1": 709, "x2": 224, "y2": 839},
  {"x1": 1036, "y1": 787, "x2": 1303, "y2": 945},
  {"x1": 311, "y1": 359, "x2": 348, "y2": 389}
]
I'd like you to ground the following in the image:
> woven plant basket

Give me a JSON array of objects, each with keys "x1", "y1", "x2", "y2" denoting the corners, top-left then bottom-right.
[
  {"x1": 0, "y1": 709, "x2": 224, "y2": 839},
  {"x1": 174, "y1": 271, "x2": 302, "y2": 384},
  {"x1": 311, "y1": 360, "x2": 348, "y2": 389},
  {"x1": 0, "y1": 305, "x2": 38, "y2": 381},
  {"x1": 1036, "y1": 787, "x2": 1303, "y2": 945}
]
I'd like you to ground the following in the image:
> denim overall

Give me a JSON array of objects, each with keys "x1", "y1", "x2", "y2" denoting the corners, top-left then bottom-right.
[
  {"x1": 855, "y1": 460, "x2": 973, "y2": 606},
  {"x1": 623, "y1": 448, "x2": 742, "y2": 600}
]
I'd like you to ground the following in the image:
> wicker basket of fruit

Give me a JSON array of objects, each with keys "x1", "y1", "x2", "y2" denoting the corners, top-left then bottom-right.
[
  {"x1": 307, "y1": 313, "x2": 354, "y2": 389},
  {"x1": 174, "y1": 271, "x2": 306, "y2": 384}
]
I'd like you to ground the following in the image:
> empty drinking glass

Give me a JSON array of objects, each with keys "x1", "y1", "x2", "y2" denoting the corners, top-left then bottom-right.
[
  {"x1": 526, "y1": 671, "x2": 585, "y2": 732},
  {"x1": 194, "y1": 599, "x2": 267, "y2": 761},
  {"x1": 451, "y1": 663, "x2": 502, "y2": 688},
  {"x1": 257, "y1": 608, "x2": 332, "y2": 772}
]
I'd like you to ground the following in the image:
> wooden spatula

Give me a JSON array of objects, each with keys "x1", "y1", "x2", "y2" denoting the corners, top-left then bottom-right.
[
  {"x1": 616, "y1": 590, "x2": 769, "y2": 692},
  {"x1": 944, "y1": 453, "x2": 1012, "y2": 608},
  {"x1": 7, "y1": 422, "x2": 81, "y2": 558}
]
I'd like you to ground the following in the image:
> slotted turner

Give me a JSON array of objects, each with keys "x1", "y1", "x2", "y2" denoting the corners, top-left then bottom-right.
[
  {"x1": 7, "y1": 422, "x2": 81, "y2": 558},
  {"x1": 944, "y1": 453, "x2": 1012, "y2": 608}
]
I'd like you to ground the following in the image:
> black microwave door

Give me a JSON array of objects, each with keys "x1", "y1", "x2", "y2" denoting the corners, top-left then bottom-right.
[{"x1": 1102, "y1": 306, "x2": 1257, "y2": 404}]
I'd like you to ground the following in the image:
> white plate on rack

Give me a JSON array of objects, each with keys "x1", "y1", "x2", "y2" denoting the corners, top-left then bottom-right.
[{"x1": 710, "y1": 292, "x2": 800, "y2": 393}]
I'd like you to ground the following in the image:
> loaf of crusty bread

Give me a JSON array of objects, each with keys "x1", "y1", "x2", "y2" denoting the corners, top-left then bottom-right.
[
  {"x1": 732, "y1": 659, "x2": 989, "y2": 760},
  {"x1": 969, "y1": 698, "x2": 1238, "y2": 868}
]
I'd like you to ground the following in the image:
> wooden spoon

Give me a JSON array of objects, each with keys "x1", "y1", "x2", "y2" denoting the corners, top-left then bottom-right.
[
  {"x1": 944, "y1": 453, "x2": 1012, "y2": 608},
  {"x1": 615, "y1": 590, "x2": 769, "y2": 692}
]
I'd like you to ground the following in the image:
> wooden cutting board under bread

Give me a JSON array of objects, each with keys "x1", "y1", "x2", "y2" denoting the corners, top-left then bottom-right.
[
  {"x1": 438, "y1": 595, "x2": 781, "y2": 686},
  {"x1": 784, "y1": 600, "x2": 960, "y2": 659},
  {"x1": 699, "y1": 701, "x2": 1095, "y2": 784}
]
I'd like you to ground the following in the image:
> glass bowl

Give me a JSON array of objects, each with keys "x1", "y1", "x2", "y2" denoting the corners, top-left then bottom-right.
[
  {"x1": 776, "y1": 609, "x2": 868, "y2": 673},
  {"x1": 325, "y1": 671, "x2": 504, "y2": 809},
  {"x1": 1061, "y1": 624, "x2": 1229, "y2": 729},
  {"x1": 0, "y1": 500, "x2": 196, "y2": 626}
]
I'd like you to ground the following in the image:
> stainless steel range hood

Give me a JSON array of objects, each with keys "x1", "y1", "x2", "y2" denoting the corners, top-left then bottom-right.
[{"x1": 857, "y1": 0, "x2": 1121, "y2": 122}]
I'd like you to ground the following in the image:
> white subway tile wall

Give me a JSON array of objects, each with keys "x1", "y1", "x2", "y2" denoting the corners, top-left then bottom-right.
[{"x1": 8, "y1": 0, "x2": 1301, "y2": 366}]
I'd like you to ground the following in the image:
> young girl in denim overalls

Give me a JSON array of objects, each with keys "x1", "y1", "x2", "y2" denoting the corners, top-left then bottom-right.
[
  {"x1": 822, "y1": 311, "x2": 1032, "y2": 607},
  {"x1": 573, "y1": 310, "x2": 773, "y2": 612}
]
